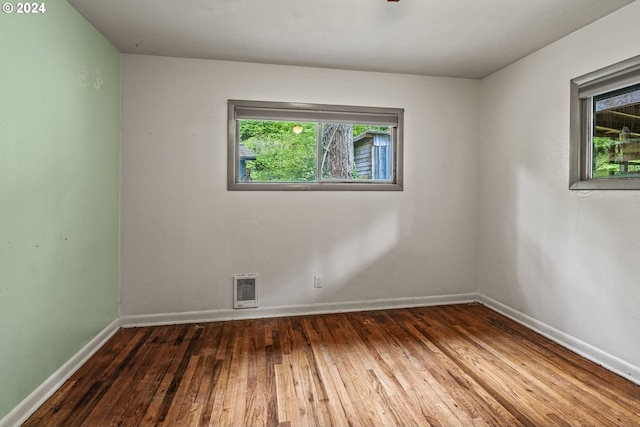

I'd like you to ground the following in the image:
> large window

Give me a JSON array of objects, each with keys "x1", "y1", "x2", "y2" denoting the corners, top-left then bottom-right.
[
  {"x1": 227, "y1": 100, "x2": 403, "y2": 190},
  {"x1": 570, "y1": 54, "x2": 640, "y2": 190}
]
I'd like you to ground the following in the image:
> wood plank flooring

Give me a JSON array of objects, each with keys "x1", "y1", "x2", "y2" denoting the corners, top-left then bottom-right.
[{"x1": 24, "y1": 304, "x2": 640, "y2": 426}]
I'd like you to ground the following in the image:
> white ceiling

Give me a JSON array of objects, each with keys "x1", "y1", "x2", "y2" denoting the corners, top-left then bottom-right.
[{"x1": 67, "y1": 0, "x2": 635, "y2": 79}]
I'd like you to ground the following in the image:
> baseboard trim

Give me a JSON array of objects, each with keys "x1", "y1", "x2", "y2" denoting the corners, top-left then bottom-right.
[
  {"x1": 119, "y1": 293, "x2": 480, "y2": 327},
  {"x1": 480, "y1": 294, "x2": 640, "y2": 386},
  {"x1": 0, "y1": 319, "x2": 120, "y2": 427}
]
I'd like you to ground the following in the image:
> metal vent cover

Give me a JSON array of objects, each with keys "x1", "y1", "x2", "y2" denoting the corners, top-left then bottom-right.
[{"x1": 233, "y1": 274, "x2": 259, "y2": 309}]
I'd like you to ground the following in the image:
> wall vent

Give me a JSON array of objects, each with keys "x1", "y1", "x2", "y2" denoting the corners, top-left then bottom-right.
[{"x1": 233, "y1": 274, "x2": 259, "y2": 309}]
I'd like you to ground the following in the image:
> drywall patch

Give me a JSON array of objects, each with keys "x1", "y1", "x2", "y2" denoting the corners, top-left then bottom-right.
[{"x1": 77, "y1": 64, "x2": 104, "y2": 90}]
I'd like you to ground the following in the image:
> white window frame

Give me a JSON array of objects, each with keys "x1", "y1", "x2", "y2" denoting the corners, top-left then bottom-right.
[
  {"x1": 227, "y1": 100, "x2": 404, "y2": 191},
  {"x1": 570, "y1": 54, "x2": 640, "y2": 190}
]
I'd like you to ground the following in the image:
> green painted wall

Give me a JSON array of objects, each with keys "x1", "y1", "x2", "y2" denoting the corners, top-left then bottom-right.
[{"x1": 0, "y1": 2, "x2": 120, "y2": 419}]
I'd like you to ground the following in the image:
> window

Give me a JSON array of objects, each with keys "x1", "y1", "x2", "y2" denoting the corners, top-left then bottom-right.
[
  {"x1": 227, "y1": 100, "x2": 403, "y2": 190},
  {"x1": 570, "y1": 54, "x2": 640, "y2": 190}
]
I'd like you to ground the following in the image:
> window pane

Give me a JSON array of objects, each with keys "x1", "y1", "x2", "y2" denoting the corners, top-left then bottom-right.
[
  {"x1": 229, "y1": 100, "x2": 403, "y2": 190},
  {"x1": 321, "y1": 123, "x2": 391, "y2": 181},
  {"x1": 238, "y1": 120, "x2": 317, "y2": 182},
  {"x1": 593, "y1": 84, "x2": 640, "y2": 178}
]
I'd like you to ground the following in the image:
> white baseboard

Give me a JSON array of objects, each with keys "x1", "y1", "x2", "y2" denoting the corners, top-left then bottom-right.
[
  {"x1": 0, "y1": 319, "x2": 120, "y2": 427},
  {"x1": 119, "y1": 292, "x2": 480, "y2": 327},
  {"x1": 480, "y1": 294, "x2": 640, "y2": 386}
]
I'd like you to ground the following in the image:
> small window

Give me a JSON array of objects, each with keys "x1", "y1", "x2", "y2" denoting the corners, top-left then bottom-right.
[
  {"x1": 570, "y1": 54, "x2": 640, "y2": 190},
  {"x1": 227, "y1": 100, "x2": 403, "y2": 190}
]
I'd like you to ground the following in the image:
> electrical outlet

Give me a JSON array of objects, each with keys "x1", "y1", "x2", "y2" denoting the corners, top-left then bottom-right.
[{"x1": 314, "y1": 275, "x2": 322, "y2": 288}]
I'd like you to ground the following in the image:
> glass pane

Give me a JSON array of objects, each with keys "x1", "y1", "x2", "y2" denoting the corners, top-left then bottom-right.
[
  {"x1": 238, "y1": 120, "x2": 317, "y2": 182},
  {"x1": 593, "y1": 84, "x2": 640, "y2": 178},
  {"x1": 321, "y1": 123, "x2": 391, "y2": 181}
]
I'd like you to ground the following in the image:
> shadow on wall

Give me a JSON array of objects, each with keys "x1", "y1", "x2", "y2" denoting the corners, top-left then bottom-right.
[
  {"x1": 496, "y1": 162, "x2": 640, "y2": 361},
  {"x1": 226, "y1": 194, "x2": 415, "y2": 307}
]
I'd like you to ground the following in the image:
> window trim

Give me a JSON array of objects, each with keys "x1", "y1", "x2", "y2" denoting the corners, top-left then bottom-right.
[
  {"x1": 227, "y1": 100, "x2": 404, "y2": 191},
  {"x1": 570, "y1": 54, "x2": 640, "y2": 190}
]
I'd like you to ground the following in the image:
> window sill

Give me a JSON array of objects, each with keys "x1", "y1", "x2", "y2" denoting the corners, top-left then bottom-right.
[
  {"x1": 228, "y1": 181, "x2": 403, "y2": 191},
  {"x1": 570, "y1": 178, "x2": 640, "y2": 190}
]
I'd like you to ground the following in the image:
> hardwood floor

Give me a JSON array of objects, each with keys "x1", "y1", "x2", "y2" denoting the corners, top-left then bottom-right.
[{"x1": 24, "y1": 304, "x2": 640, "y2": 426}]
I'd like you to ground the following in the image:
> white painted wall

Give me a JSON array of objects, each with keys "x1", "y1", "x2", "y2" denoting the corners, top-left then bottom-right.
[
  {"x1": 120, "y1": 56, "x2": 480, "y2": 317},
  {"x1": 479, "y1": 2, "x2": 640, "y2": 372}
]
